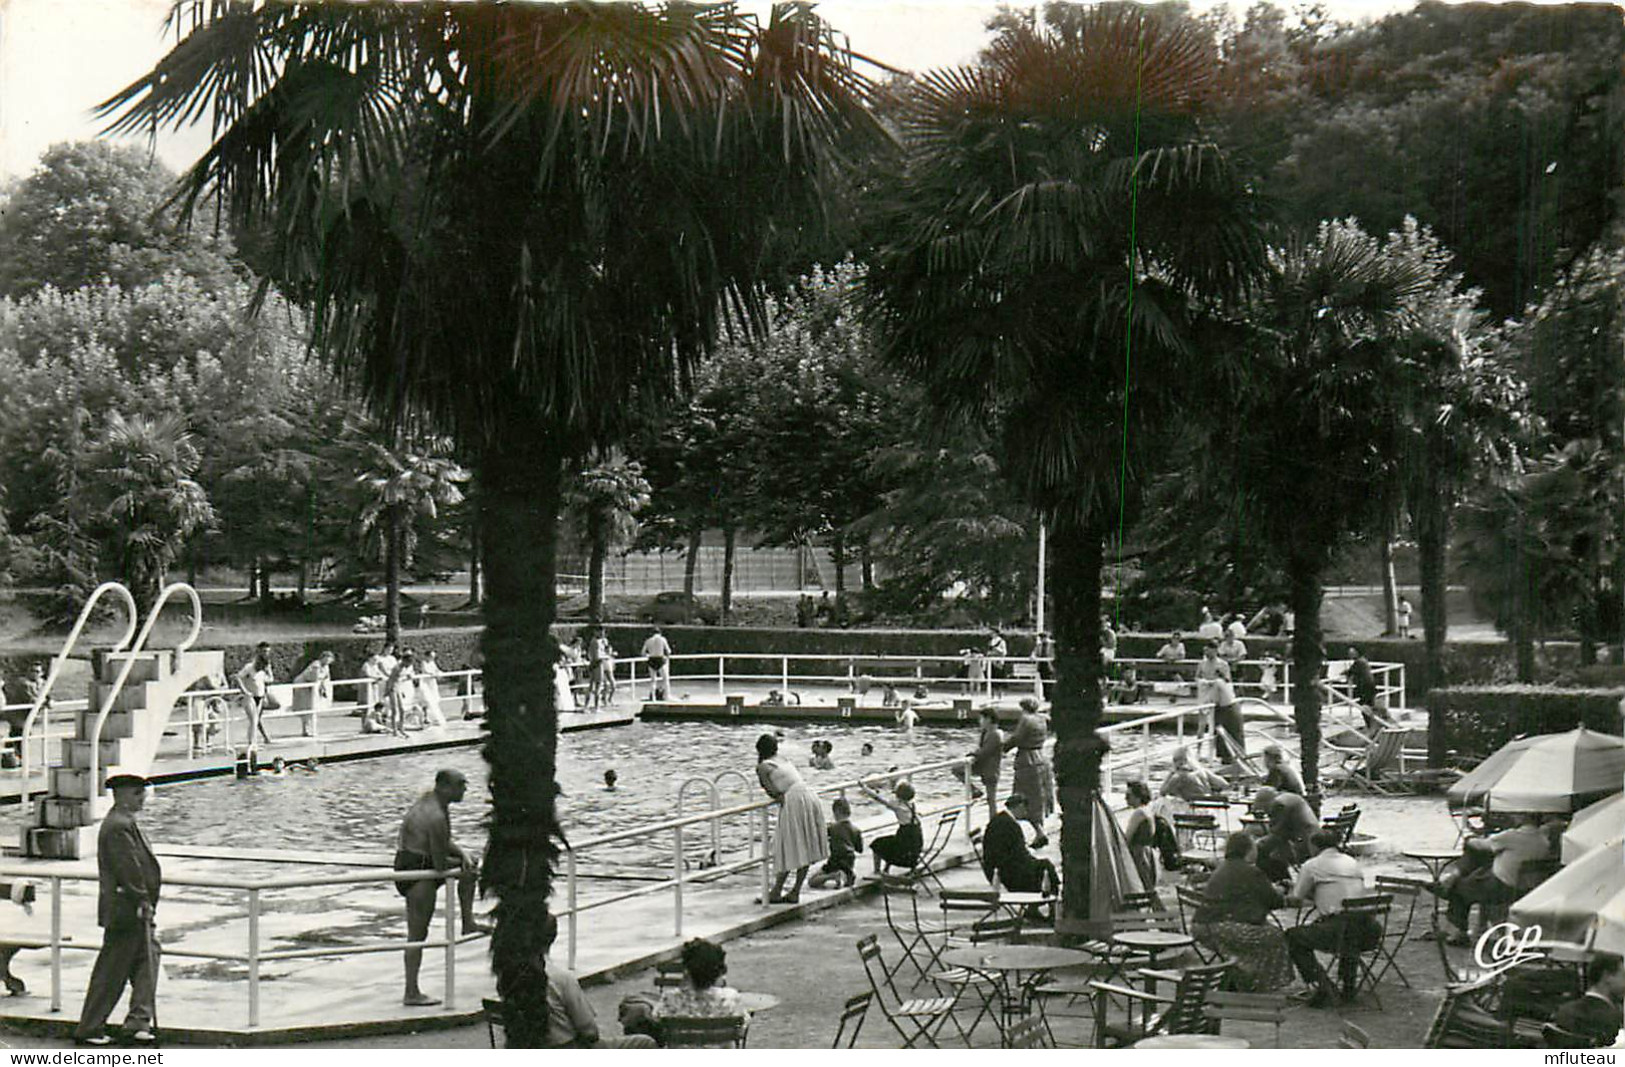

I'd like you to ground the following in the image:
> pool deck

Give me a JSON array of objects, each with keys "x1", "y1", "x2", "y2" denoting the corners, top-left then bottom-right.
[
  {"x1": 0, "y1": 796, "x2": 983, "y2": 1045},
  {"x1": 0, "y1": 705, "x2": 636, "y2": 804}
]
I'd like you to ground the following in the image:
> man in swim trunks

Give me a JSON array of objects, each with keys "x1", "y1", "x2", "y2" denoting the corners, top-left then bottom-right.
[{"x1": 395, "y1": 769, "x2": 488, "y2": 1006}]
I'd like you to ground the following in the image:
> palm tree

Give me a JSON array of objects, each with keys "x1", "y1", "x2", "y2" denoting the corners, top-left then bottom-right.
[
  {"x1": 103, "y1": 1, "x2": 881, "y2": 1044},
  {"x1": 1223, "y1": 221, "x2": 1432, "y2": 797},
  {"x1": 863, "y1": 6, "x2": 1264, "y2": 929},
  {"x1": 356, "y1": 437, "x2": 470, "y2": 646},
  {"x1": 88, "y1": 411, "x2": 215, "y2": 612},
  {"x1": 563, "y1": 452, "x2": 652, "y2": 626}
]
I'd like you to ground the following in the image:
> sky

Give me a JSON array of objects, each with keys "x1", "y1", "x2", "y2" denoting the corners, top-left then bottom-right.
[{"x1": 0, "y1": 0, "x2": 1490, "y2": 181}]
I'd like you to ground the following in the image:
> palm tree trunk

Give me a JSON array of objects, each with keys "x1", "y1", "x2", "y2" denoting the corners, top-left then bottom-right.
[
  {"x1": 1051, "y1": 510, "x2": 1107, "y2": 933},
  {"x1": 1379, "y1": 536, "x2": 1399, "y2": 636},
  {"x1": 587, "y1": 509, "x2": 607, "y2": 626},
  {"x1": 469, "y1": 513, "x2": 482, "y2": 606},
  {"x1": 1288, "y1": 553, "x2": 1326, "y2": 808},
  {"x1": 721, "y1": 526, "x2": 737, "y2": 624},
  {"x1": 477, "y1": 429, "x2": 565, "y2": 1048},
  {"x1": 683, "y1": 526, "x2": 702, "y2": 596},
  {"x1": 384, "y1": 506, "x2": 403, "y2": 647},
  {"x1": 1416, "y1": 489, "x2": 1451, "y2": 766}
]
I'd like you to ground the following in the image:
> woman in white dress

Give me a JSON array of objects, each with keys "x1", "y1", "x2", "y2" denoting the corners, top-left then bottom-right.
[
  {"x1": 293, "y1": 651, "x2": 335, "y2": 737},
  {"x1": 755, "y1": 734, "x2": 827, "y2": 904},
  {"x1": 553, "y1": 657, "x2": 577, "y2": 712},
  {"x1": 416, "y1": 650, "x2": 446, "y2": 727}
]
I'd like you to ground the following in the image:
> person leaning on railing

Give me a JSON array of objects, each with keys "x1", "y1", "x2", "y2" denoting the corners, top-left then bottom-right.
[{"x1": 394, "y1": 769, "x2": 489, "y2": 1007}]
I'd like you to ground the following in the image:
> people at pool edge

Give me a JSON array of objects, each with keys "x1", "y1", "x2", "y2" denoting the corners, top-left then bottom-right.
[
  {"x1": 1283, "y1": 829, "x2": 1380, "y2": 1008},
  {"x1": 861, "y1": 778, "x2": 922, "y2": 877},
  {"x1": 74, "y1": 774, "x2": 161, "y2": 1047},
  {"x1": 754, "y1": 734, "x2": 828, "y2": 904},
  {"x1": 394, "y1": 769, "x2": 489, "y2": 1007},
  {"x1": 641, "y1": 627, "x2": 673, "y2": 701},
  {"x1": 1161, "y1": 746, "x2": 1230, "y2": 803},
  {"x1": 292, "y1": 650, "x2": 335, "y2": 738},
  {"x1": 969, "y1": 706, "x2": 1004, "y2": 820},
  {"x1": 1551, "y1": 952, "x2": 1625, "y2": 1047},
  {"x1": 1003, "y1": 697, "x2": 1051, "y2": 849},
  {"x1": 234, "y1": 641, "x2": 276, "y2": 751},
  {"x1": 982, "y1": 793, "x2": 1058, "y2": 899},
  {"x1": 808, "y1": 796, "x2": 864, "y2": 889}
]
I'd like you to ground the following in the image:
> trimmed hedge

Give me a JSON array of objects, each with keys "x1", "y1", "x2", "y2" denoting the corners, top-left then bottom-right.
[{"x1": 1429, "y1": 685, "x2": 1624, "y2": 758}]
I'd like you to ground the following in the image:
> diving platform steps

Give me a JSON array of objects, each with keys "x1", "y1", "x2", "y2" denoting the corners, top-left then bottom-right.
[{"x1": 22, "y1": 647, "x2": 223, "y2": 860}]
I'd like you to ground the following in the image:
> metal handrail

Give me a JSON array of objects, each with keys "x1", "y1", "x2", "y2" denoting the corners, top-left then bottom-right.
[
  {"x1": 88, "y1": 583, "x2": 202, "y2": 795},
  {"x1": 19, "y1": 582, "x2": 140, "y2": 790}
]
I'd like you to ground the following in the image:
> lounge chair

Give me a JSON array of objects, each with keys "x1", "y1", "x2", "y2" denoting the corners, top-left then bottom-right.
[{"x1": 1325, "y1": 728, "x2": 1409, "y2": 794}]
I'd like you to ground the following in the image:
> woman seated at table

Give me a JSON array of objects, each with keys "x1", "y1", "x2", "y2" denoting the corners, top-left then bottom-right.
[
  {"x1": 1191, "y1": 833, "x2": 1294, "y2": 992},
  {"x1": 657, "y1": 938, "x2": 749, "y2": 1023},
  {"x1": 1160, "y1": 747, "x2": 1230, "y2": 806}
]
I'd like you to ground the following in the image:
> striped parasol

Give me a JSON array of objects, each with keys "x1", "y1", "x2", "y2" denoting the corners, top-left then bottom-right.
[
  {"x1": 1445, "y1": 727, "x2": 1625, "y2": 814},
  {"x1": 1511, "y1": 838, "x2": 1625, "y2": 955},
  {"x1": 1562, "y1": 791, "x2": 1625, "y2": 863}
]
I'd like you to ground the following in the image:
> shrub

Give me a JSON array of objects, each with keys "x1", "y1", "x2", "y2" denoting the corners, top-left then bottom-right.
[{"x1": 1429, "y1": 685, "x2": 1624, "y2": 759}]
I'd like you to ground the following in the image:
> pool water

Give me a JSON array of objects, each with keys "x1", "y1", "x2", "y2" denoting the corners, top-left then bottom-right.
[{"x1": 7, "y1": 722, "x2": 999, "y2": 872}]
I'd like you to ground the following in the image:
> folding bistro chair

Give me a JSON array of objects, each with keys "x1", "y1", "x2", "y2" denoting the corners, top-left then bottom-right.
[
  {"x1": 1007, "y1": 1016, "x2": 1054, "y2": 1048},
  {"x1": 1334, "y1": 895, "x2": 1393, "y2": 1009},
  {"x1": 662, "y1": 1016, "x2": 750, "y2": 1048},
  {"x1": 1204, "y1": 990, "x2": 1289, "y2": 1048},
  {"x1": 1171, "y1": 813, "x2": 1221, "y2": 863},
  {"x1": 902, "y1": 811, "x2": 961, "y2": 894},
  {"x1": 1089, "y1": 961, "x2": 1232, "y2": 1048},
  {"x1": 929, "y1": 913, "x2": 1022, "y2": 1045},
  {"x1": 1371, "y1": 874, "x2": 1427, "y2": 989},
  {"x1": 1173, "y1": 885, "x2": 1219, "y2": 964},
  {"x1": 831, "y1": 992, "x2": 873, "y2": 1048},
  {"x1": 1338, "y1": 1021, "x2": 1372, "y2": 1048},
  {"x1": 857, "y1": 935, "x2": 959, "y2": 1048},
  {"x1": 482, "y1": 997, "x2": 507, "y2": 1048},
  {"x1": 653, "y1": 958, "x2": 687, "y2": 991},
  {"x1": 1422, "y1": 976, "x2": 1511, "y2": 1048},
  {"x1": 879, "y1": 881, "x2": 951, "y2": 990}
]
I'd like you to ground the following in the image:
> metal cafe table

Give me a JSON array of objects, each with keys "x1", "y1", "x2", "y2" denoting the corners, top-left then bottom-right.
[{"x1": 940, "y1": 944, "x2": 1094, "y2": 1046}]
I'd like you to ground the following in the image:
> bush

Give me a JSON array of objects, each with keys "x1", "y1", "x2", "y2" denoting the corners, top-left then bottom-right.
[{"x1": 1429, "y1": 685, "x2": 1624, "y2": 758}]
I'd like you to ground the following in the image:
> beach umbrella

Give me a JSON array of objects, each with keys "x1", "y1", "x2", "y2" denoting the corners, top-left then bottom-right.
[
  {"x1": 1511, "y1": 839, "x2": 1625, "y2": 955},
  {"x1": 1445, "y1": 728, "x2": 1625, "y2": 814},
  {"x1": 1562, "y1": 792, "x2": 1625, "y2": 863},
  {"x1": 1081, "y1": 791, "x2": 1147, "y2": 935}
]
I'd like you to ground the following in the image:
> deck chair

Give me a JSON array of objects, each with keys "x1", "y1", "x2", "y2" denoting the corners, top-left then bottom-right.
[
  {"x1": 1329, "y1": 728, "x2": 1409, "y2": 794},
  {"x1": 1338, "y1": 1021, "x2": 1372, "y2": 1048},
  {"x1": 831, "y1": 992, "x2": 872, "y2": 1048},
  {"x1": 1204, "y1": 990, "x2": 1289, "y2": 1047},
  {"x1": 899, "y1": 812, "x2": 960, "y2": 894},
  {"x1": 1371, "y1": 874, "x2": 1426, "y2": 989},
  {"x1": 1214, "y1": 727, "x2": 1266, "y2": 786},
  {"x1": 857, "y1": 934, "x2": 958, "y2": 1048},
  {"x1": 1423, "y1": 977, "x2": 1511, "y2": 1048},
  {"x1": 1089, "y1": 960, "x2": 1232, "y2": 1048}
]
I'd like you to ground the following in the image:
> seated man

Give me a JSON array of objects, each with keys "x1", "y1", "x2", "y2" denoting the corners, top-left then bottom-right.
[
  {"x1": 1161, "y1": 747, "x2": 1230, "y2": 804},
  {"x1": 536, "y1": 913, "x2": 657, "y2": 1048},
  {"x1": 1261, "y1": 746, "x2": 1305, "y2": 796},
  {"x1": 1283, "y1": 830, "x2": 1380, "y2": 1007},
  {"x1": 1440, "y1": 812, "x2": 1550, "y2": 944},
  {"x1": 981, "y1": 794, "x2": 1059, "y2": 897},
  {"x1": 1552, "y1": 953, "x2": 1625, "y2": 1047},
  {"x1": 1252, "y1": 787, "x2": 1318, "y2": 883}
]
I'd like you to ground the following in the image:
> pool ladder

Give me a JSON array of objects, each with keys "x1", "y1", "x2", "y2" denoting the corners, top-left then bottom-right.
[{"x1": 677, "y1": 770, "x2": 758, "y2": 873}]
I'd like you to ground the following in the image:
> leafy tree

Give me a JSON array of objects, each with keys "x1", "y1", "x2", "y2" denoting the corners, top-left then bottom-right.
[
  {"x1": 104, "y1": 2, "x2": 882, "y2": 1043},
  {"x1": 563, "y1": 453, "x2": 651, "y2": 625},
  {"x1": 84, "y1": 411, "x2": 214, "y2": 611},
  {"x1": 864, "y1": 5, "x2": 1265, "y2": 928},
  {"x1": 0, "y1": 141, "x2": 238, "y2": 299}
]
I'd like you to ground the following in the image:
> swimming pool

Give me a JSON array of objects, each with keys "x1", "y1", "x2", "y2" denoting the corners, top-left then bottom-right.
[{"x1": 3, "y1": 721, "x2": 1004, "y2": 870}]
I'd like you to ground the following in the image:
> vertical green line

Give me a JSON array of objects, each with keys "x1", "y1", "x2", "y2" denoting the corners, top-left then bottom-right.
[{"x1": 1115, "y1": 21, "x2": 1146, "y2": 631}]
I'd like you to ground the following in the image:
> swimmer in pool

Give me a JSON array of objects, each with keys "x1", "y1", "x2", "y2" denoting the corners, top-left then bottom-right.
[
  {"x1": 860, "y1": 742, "x2": 875, "y2": 758},
  {"x1": 603, "y1": 769, "x2": 618, "y2": 791},
  {"x1": 809, "y1": 741, "x2": 836, "y2": 771},
  {"x1": 896, "y1": 700, "x2": 919, "y2": 734}
]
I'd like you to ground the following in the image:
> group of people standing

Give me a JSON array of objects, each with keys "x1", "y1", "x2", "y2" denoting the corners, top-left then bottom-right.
[{"x1": 554, "y1": 627, "x2": 674, "y2": 712}]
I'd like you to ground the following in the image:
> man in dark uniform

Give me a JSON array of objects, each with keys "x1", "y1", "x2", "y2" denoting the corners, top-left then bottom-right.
[{"x1": 74, "y1": 773, "x2": 161, "y2": 1047}]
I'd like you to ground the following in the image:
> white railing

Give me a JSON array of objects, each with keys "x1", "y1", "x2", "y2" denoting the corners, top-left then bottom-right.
[
  {"x1": 0, "y1": 862, "x2": 474, "y2": 1029},
  {"x1": 17, "y1": 582, "x2": 140, "y2": 790}
]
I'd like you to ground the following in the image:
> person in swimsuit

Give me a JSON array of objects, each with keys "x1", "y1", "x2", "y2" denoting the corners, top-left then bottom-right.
[{"x1": 394, "y1": 769, "x2": 488, "y2": 1006}]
